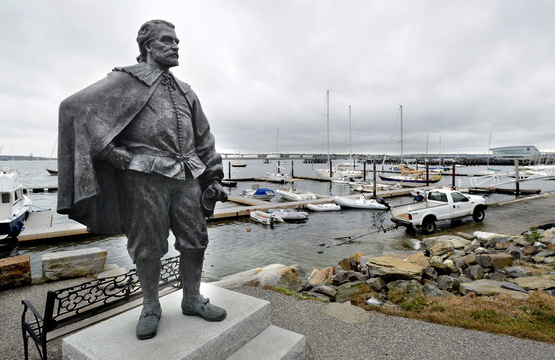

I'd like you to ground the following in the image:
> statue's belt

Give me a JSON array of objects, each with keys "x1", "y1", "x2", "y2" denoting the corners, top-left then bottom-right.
[{"x1": 127, "y1": 148, "x2": 194, "y2": 162}]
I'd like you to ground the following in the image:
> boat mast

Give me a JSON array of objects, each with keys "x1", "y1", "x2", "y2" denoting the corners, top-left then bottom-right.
[
  {"x1": 326, "y1": 90, "x2": 330, "y2": 163},
  {"x1": 400, "y1": 105, "x2": 403, "y2": 164},
  {"x1": 276, "y1": 127, "x2": 280, "y2": 156},
  {"x1": 348, "y1": 105, "x2": 352, "y2": 167},
  {"x1": 487, "y1": 132, "x2": 492, "y2": 169},
  {"x1": 439, "y1": 135, "x2": 442, "y2": 167}
]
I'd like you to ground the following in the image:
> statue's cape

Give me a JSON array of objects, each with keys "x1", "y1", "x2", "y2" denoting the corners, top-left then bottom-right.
[{"x1": 57, "y1": 64, "x2": 223, "y2": 234}]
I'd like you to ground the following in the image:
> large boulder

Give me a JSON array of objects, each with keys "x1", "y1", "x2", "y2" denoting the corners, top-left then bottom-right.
[
  {"x1": 42, "y1": 248, "x2": 107, "y2": 281},
  {"x1": 387, "y1": 279, "x2": 423, "y2": 303},
  {"x1": 335, "y1": 281, "x2": 374, "y2": 303},
  {"x1": 366, "y1": 256, "x2": 425, "y2": 282},
  {"x1": 332, "y1": 269, "x2": 366, "y2": 285},
  {"x1": 405, "y1": 252, "x2": 429, "y2": 267},
  {"x1": 459, "y1": 279, "x2": 529, "y2": 300},
  {"x1": 425, "y1": 235, "x2": 471, "y2": 257},
  {"x1": 422, "y1": 282, "x2": 452, "y2": 298},
  {"x1": 210, "y1": 264, "x2": 306, "y2": 291},
  {"x1": 511, "y1": 275, "x2": 555, "y2": 291},
  {"x1": 473, "y1": 231, "x2": 503, "y2": 243},
  {"x1": 476, "y1": 253, "x2": 514, "y2": 268},
  {"x1": 308, "y1": 266, "x2": 335, "y2": 285}
]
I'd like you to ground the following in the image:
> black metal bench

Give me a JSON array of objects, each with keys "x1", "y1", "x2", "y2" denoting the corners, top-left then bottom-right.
[{"x1": 21, "y1": 255, "x2": 181, "y2": 360}]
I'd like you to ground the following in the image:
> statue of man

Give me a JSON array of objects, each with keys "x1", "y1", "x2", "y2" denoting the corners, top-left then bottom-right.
[{"x1": 57, "y1": 19, "x2": 228, "y2": 340}]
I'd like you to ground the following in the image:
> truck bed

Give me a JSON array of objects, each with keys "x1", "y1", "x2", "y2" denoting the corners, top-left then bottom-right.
[{"x1": 390, "y1": 200, "x2": 443, "y2": 217}]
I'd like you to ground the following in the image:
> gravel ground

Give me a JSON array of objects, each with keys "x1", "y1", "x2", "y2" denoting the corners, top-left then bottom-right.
[{"x1": 3, "y1": 192, "x2": 555, "y2": 360}]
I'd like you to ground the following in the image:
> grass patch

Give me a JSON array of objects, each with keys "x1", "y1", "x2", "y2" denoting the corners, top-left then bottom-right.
[
  {"x1": 367, "y1": 291, "x2": 555, "y2": 343},
  {"x1": 266, "y1": 286, "x2": 312, "y2": 300}
]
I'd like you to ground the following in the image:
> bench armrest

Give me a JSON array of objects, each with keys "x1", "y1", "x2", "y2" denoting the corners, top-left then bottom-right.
[{"x1": 22, "y1": 299, "x2": 47, "y2": 360}]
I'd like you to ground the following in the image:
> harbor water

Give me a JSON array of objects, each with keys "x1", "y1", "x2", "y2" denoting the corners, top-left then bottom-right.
[{"x1": 2, "y1": 159, "x2": 554, "y2": 280}]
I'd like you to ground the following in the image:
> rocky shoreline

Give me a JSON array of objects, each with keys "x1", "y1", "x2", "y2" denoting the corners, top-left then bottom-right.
[{"x1": 213, "y1": 225, "x2": 555, "y2": 306}]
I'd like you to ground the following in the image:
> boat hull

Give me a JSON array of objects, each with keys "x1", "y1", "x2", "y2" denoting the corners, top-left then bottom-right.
[
  {"x1": 378, "y1": 174, "x2": 441, "y2": 185},
  {"x1": 275, "y1": 189, "x2": 317, "y2": 201},
  {"x1": 0, "y1": 206, "x2": 30, "y2": 239},
  {"x1": 307, "y1": 203, "x2": 341, "y2": 211},
  {"x1": 333, "y1": 196, "x2": 389, "y2": 210},
  {"x1": 241, "y1": 186, "x2": 276, "y2": 201},
  {"x1": 249, "y1": 211, "x2": 284, "y2": 225},
  {"x1": 1, "y1": 169, "x2": 32, "y2": 239},
  {"x1": 313, "y1": 168, "x2": 365, "y2": 180},
  {"x1": 268, "y1": 209, "x2": 309, "y2": 221}
]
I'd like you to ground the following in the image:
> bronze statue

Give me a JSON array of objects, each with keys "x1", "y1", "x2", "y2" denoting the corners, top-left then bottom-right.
[{"x1": 57, "y1": 19, "x2": 228, "y2": 340}]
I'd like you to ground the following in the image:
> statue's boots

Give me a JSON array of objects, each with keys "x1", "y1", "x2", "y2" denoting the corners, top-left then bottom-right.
[
  {"x1": 180, "y1": 252, "x2": 226, "y2": 321},
  {"x1": 135, "y1": 259, "x2": 162, "y2": 339}
]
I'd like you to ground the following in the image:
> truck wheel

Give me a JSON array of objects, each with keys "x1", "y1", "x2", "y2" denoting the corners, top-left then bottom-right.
[
  {"x1": 423, "y1": 218, "x2": 436, "y2": 234},
  {"x1": 473, "y1": 208, "x2": 485, "y2": 222}
]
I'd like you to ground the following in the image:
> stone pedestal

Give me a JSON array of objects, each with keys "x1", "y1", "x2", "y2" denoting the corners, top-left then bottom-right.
[{"x1": 62, "y1": 283, "x2": 305, "y2": 360}]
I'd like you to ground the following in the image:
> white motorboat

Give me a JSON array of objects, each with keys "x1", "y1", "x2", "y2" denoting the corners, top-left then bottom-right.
[
  {"x1": 0, "y1": 168, "x2": 32, "y2": 240},
  {"x1": 249, "y1": 210, "x2": 284, "y2": 225},
  {"x1": 276, "y1": 179, "x2": 317, "y2": 201},
  {"x1": 265, "y1": 171, "x2": 292, "y2": 182},
  {"x1": 307, "y1": 203, "x2": 341, "y2": 212},
  {"x1": 334, "y1": 195, "x2": 389, "y2": 210},
  {"x1": 265, "y1": 163, "x2": 292, "y2": 182},
  {"x1": 242, "y1": 185, "x2": 276, "y2": 201},
  {"x1": 268, "y1": 208, "x2": 309, "y2": 221}
]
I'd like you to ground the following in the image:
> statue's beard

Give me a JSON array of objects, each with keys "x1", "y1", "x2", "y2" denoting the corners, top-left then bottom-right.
[{"x1": 152, "y1": 52, "x2": 179, "y2": 68}]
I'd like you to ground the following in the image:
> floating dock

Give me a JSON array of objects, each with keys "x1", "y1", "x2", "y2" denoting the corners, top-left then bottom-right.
[{"x1": 19, "y1": 210, "x2": 88, "y2": 242}]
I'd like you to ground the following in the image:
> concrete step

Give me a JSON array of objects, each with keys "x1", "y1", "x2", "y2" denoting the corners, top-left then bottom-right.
[
  {"x1": 226, "y1": 325, "x2": 306, "y2": 360},
  {"x1": 62, "y1": 283, "x2": 305, "y2": 360}
]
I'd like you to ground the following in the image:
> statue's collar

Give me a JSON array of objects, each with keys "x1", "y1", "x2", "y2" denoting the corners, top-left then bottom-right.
[{"x1": 113, "y1": 63, "x2": 170, "y2": 86}]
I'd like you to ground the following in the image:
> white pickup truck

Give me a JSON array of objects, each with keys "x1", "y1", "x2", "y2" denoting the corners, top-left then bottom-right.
[{"x1": 390, "y1": 189, "x2": 488, "y2": 234}]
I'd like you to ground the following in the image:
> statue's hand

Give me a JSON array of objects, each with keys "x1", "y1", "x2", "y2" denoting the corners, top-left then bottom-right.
[
  {"x1": 106, "y1": 146, "x2": 132, "y2": 170},
  {"x1": 206, "y1": 181, "x2": 228, "y2": 203}
]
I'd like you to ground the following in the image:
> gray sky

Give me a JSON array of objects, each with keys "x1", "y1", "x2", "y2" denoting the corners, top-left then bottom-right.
[{"x1": 2, "y1": 0, "x2": 555, "y2": 158}]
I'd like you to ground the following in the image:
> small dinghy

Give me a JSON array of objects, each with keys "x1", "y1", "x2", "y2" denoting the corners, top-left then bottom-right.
[
  {"x1": 242, "y1": 185, "x2": 276, "y2": 201},
  {"x1": 307, "y1": 203, "x2": 341, "y2": 212},
  {"x1": 268, "y1": 208, "x2": 309, "y2": 222},
  {"x1": 249, "y1": 210, "x2": 284, "y2": 225},
  {"x1": 334, "y1": 195, "x2": 390, "y2": 210}
]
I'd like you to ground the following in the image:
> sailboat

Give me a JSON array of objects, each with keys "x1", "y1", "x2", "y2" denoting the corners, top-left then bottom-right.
[
  {"x1": 384, "y1": 105, "x2": 414, "y2": 172},
  {"x1": 46, "y1": 138, "x2": 58, "y2": 175},
  {"x1": 266, "y1": 128, "x2": 292, "y2": 182},
  {"x1": 313, "y1": 92, "x2": 365, "y2": 180},
  {"x1": 484, "y1": 133, "x2": 500, "y2": 174},
  {"x1": 231, "y1": 150, "x2": 247, "y2": 167},
  {"x1": 379, "y1": 105, "x2": 442, "y2": 186}
]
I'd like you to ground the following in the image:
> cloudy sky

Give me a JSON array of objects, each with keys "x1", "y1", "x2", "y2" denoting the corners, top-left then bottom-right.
[{"x1": 2, "y1": 0, "x2": 555, "y2": 158}]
